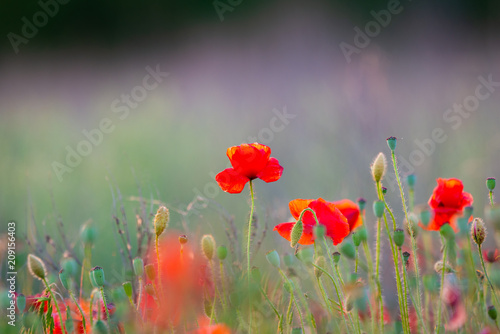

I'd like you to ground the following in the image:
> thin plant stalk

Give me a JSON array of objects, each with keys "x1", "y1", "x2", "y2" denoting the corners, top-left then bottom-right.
[
  {"x1": 69, "y1": 290, "x2": 87, "y2": 333},
  {"x1": 100, "y1": 287, "x2": 112, "y2": 334},
  {"x1": 246, "y1": 180, "x2": 255, "y2": 333},
  {"x1": 43, "y1": 279, "x2": 66, "y2": 334},
  {"x1": 478, "y1": 244, "x2": 500, "y2": 307},
  {"x1": 436, "y1": 236, "x2": 447, "y2": 334}
]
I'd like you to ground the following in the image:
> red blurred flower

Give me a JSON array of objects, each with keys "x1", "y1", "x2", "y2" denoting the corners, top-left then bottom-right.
[
  {"x1": 194, "y1": 318, "x2": 231, "y2": 334},
  {"x1": 424, "y1": 178, "x2": 473, "y2": 231},
  {"x1": 215, "y1": 143, "x2": 283, "y2": 193},
  {"x1": 273, "y1": 198, "x2": 350, "y2": 245},
  {"x1": 483, "y1": 249, "x2": 500, "y2": 263},
  {"x1": 332, "y1": 199, "x2": 363, "y2": 232}
]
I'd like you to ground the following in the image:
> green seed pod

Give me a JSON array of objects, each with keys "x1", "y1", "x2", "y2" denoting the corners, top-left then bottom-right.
[
  {"x1": 201, "y1": 234, "x2": 216, "y2": 261},
  {"x1": 290, "y1": 220, "x2": 303, "y2": 248},
  {"x1": 352, "y1": 232, "x2": 361, "y2": 247},
  {"x1": 371, "y1": 152, "x2": 387, "y2": 182},
  {"x1": 350, "y1": 272, "x2": 358, "y2": 282},
  {"x1": 440, "y1": 224, "x2": 455, "y2": 241},
  {"x1": 314, "y1": 256, "x2": 326, "y2": 279},
  {"x1": 59, "y1": 269, "x2": 70, "y2": 291},
  {"x1": 488, "y1": 305, "x2": 498, "y2": 320},
  {"x1": 471, "y1": 218, "x2": 486, "y2": 246},
  {"x1": 332, "y1": 251, "x2": 341, "y2": 264},
  {"x1": 487, "y1": 178, "x2": 496, "y2": 191},
  {"x1": 145, "y1": 264, "x2": 156, "y2": 281},
  {"x1": 93, "y1": 320, "x2": 108, "y2": 334},
  {"x1": 153, "y1": 206, "x2": 169, "y2": 237},
  {"x1": 61, "y1": 258, "x2": 78, "y2": 277},
  {"x1": 340, "y1": 242, "x2": 356, "y2": 260},
  {"x1": 80, "y1": 223, "x2": 97, "y2": 245},
  {"x1": 133, "y1": 257, "x2": 144, "y2": 277},
  {"x1": 122, "y1": 281, "x2": 133, "y2": 298},
  {"x1": 27, "y1": 254, "x2": 47, "y2": 281},
  {"x1": 357, "y1": 198, "x2": 366, "y2": 211},
  {"x1": 179, "y1": 234, "x2": 188, "y2": 245},
  {"x1": 313, "y1": 224, "x2": 326, "y2": 240},
  {"x1": 373, "y1": 201, "x2": 385, "y2": 219},
  {"x1": 90, "y1": 266, "x2": 105, "y2": 287},
  {"x1": 403, "y1": 251, "x2": 410, "y2": 263},
  {"x1": 266, "y1": 250, "x2": 280, "y2": 268},
  {"x1": 16, "y1": 294, "x2": 26, "y2": 313},
  {"x1": 283, "y1": 253, "x2": 295, "y2": 267},
  {"x1": 296, "y1": 247, "x2": 314, "y2": 264},
  {"x1": 386, "y1": 136, "x2": 397, "y2": 151},
  {"x1": 394, "y1": 229, "x2": 405, "y2": 248},
  {"x1": 406, "y1": 174, "x2": 416, "y2": 189},
  {"x1": 420, "y1": 210, "x2": 431, "y2": 227},
  {"x1": 217, "y1": 246, "x2": 228, "y2": 260},
  {"x1": 358, "y1": 227, "x2": 368, "y2": 243}
]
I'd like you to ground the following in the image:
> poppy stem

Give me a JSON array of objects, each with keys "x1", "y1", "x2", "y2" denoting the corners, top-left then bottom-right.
[
  {"x1": 100, "y1": 286, "x2": 112, "y2": 334},
  {"x1": 490, "y1": 191, "x2": 495, "y2": 206},
  {"x1": 478, "y1": 244, "x2": 500, "y2": 307},
  {"x1": 247, "y1": 180, "x2": 255, "y2": 285},
  {"x1": 43, "y1": 278, "x2": 67, "y2": 334},
  {"x1": 69, "y1": 289, "x2": 87, "y2": 333},
  {"x1": 436, "y1": 235, "x2": 447, "y2": 334}
]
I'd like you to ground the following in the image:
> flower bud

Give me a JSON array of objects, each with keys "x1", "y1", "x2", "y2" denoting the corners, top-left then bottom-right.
[
  {"x1": 90, "y1": 266, "x2": 105, "y2": 287},
  {"x1": 371, "y1": 152, "x2": 387, "y2": 182},
  {"x1": 179, "y1": 235, "x2": 188, "y2": 245},
  {"x1": 394, "y1": 229, "x2": 405, "y2": 248},
  {"x1": 201, "y1": 234, "x2": 216, "y2": 261},
  {"x1": 340, "y1": 242, "x2": 356, "y2": 260},
  {"x1": 133, "y1": 257, "x2": 144, "y2": 277},
  {"x1": 314, "y1": 224, "x2": 326, "y2": 240},
  {"x1": 80, "y1": 223, "x2": 97, "y2": 245},
  {"x1": 290, "y1": 220, "x2": 303, "y2": 248},
  {"x1": 296, "y1": 248, "x2": 314, "y2": 264},
  {"x1": 93, "y1": 320, "x2": 107, "y2": 334},
  {"x1": 16, "y1": 294, "x2": 26, "y2": 313},
  {"x1": 145, "y1": 264, "x2": 156, "y2": 281},
  {"x1": 406, "y1": 213, "x2": 419, "y2": 238},
  {"x1": 487, "y1": 177, "x2": 496, "y2": 191},
  {"x1": 284, "y1": 253, "x2": 295, "y2": 267},
  {"x1": 61, "y1": 258, "x2": 78, "y2": 277},
  {"x1": 357, "y1": 198, "x2": 366, "y2": 211},
  {"x1": 471, "y1": 218, "x2": 486, "y2": 246},
  {"x1": 144, "y1": 283, "x2": 155, "y2": 296},
  {"x1": 314, "y1": 256, "x2": 326, "y2": 279},
  {"x1": 122, "y1": 281, "x2": 133, "y2": 298},
  {"x1": 386, "y1": 136, "x2": 397, "y2": 151},
  {"x1": 440, "y1": 224, "x2": 455, "y2": 241},
  {"x1": 27, "y1": 254, "x2": 47, "y2": 281},
  {"x1": 358, "y1": 227, "x2": 368, "y2": 243},
  {"x1": 266, "y1": 250, "x2": 281, "y2": 268},
  {"x1": 420, "y1": 210, "x2": 431, "y2": 227},
  {"x1": 373, "y1": 200, "x2": 385, "y2": 218},
  {"x1": 59, "y1": 269, "x2": 70, "y2": 291},
  {"x1": 153, "y1": 206, "x2": 169, "y2": 237},
  {"x1": 204, "y1": 297, "x2": 213, "y2": 317},
  {"x1": 434, "y1": 260, "x2": 453, "y2": 274},
  {"x1": 217, "y1": 246, "x2": 228, "y2": 260},
  {"x1": 489, "y1": 305, "x2": 498, "y2": 320},
  {"x1": 332, "y1": 251, "x2": 341, "y2": 264},
  {"x1": 406, "y1": 174, "x2": 416, "y2": 189}
]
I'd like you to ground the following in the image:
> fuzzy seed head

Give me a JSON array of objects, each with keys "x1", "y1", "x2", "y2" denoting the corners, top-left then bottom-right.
[
  {"x1": 266, "y1": 250, "x2": 281, "y2": 268},
  {"x1": 27, "y1": 254, "x2": 47, "y2": 280},
  {"x1": 471, "y1": 218, "x2": 486, "y2": 246},
  {"x1": 487, "y1": 177, "x2": 496, "y2": 191},
  {"x1": 290, "y1": 220, "x2": 303, "y2": 248},
  {"x1": 153, "y1": 206, "x2": 169, "y2": 237},
  {"x1": 386, "y1": 136, "x2": 397, "y2": 151},
  {"x1": 201, "y1": 234, "x2": 216, "y2": 260},
  {"x1": 371, "y1": 152, "x2": 387, "y2": 183}
]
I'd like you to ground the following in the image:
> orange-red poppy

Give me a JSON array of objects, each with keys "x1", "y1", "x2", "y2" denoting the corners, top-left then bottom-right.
[
  {"x1": 424, "y1": 178, "x2": 473, "y2": 231},
  {"x1": 332, "y1": 199, "x2": 363, "y2": 232},
  {"x1": 274, "y1": 198, "x2": 350, "y2": 245},
  {"x1": 216, "y1": 143, "x2": 283, "y2": 193}
]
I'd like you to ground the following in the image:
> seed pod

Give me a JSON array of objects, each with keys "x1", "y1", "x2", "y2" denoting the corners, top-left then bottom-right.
[
  {"x1": 145, "y1": 264, "x2": 156, "y2": 281},
  {"x1": 406, "y1": 174, "x2": 416, "y2": 189},
  {"x1": 357, "y1": 198, "x2": 366, "y2": 211},
  {"x1": 90, "y1": 266, "x2": 105, "y2": 287},
  {"x1": 133, "y1": 257, "x2": 144, "y2": 277},
  {"x1": 59, "y1": 269, "x2": 70, "y2": 291},
  {"x1": 93, "y1": 320, "x2": 107, "y2": 334},
  {"x1": 266, "y1": 250, "x2": 280, "y2": 268},
  {"x1": 488, "y1": 305, "x2": 497, "y2": 320},
  {"x1": 332, "y1": 251, "x2": 341, "y2": 264},
  {"x1": 440, "y1": 224, "x2": 455, "y2": 241},
  {"x1": 122, "y1": 281, "x2": 133, "y2": 298},
  {"x1": 340, "y1": 242, "x2": 355, "y2": 260},
  {"x1": 352, "y1": 232, "x2": 361, "y2": 247},
  {"x1": 16, "y1": 294, "x2": 26, "y2": 313},
  {"x1": 144, "y1": 283, "x2": 155, "y2": 296},
  {"x1": 153, "y1": 206, "x2": 169, "y2": 237},
  {"x1": 201, "y1": 234, "x2": 216, "y2": 260},
  {"x1": 373, "y1": 200, "x2": 385, "y2": 218},
  {"x1": 27, "y1": 254, "x2": 47, "y2": 281},
  {"x1": 80, "y1": 223, "x2": 97, "y2": 245},
  {"x1": 179, "y1": 234, "x2": 188, "y2": 245},
  {"x1": 371, "y1": 152, "x2": 387, "y2": 182},
  {"x1": 61, "y1": 258, "x2": 78, "y2": 277},
  {"x1": 487, "y1": 178, "x2": 496, "y2": 191},
  {"x1": 420, "y1": 210, "x2": 431, "y2": 227},
  {"x1": 394, "y1": 229, "x2": 405, "y2": 248},
  {"x1": 217, "y1": 246, "x2": 228, "y2": 260},
  {"x1": 386, "y1": 136, "x2": 397, "y2": 151},
  {"x1": 290, "y1": 220, "x2": 303, "y2": 248}
]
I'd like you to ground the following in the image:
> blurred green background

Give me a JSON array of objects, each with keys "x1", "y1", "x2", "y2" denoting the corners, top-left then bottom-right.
[{"x1": 1, "y1": 0, "x2": 500, "y2": 307}]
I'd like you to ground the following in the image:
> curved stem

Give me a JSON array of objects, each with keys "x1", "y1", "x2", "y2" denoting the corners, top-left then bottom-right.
[
  {"x1": 43, "y1": 279, "x2": 66, "y2": 334},
  {"x1": 100, "y1": 287, "x2": 112, "y2": 334}
]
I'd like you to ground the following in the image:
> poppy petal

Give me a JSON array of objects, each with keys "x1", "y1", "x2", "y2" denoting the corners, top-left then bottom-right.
[
  {"x1": 289, "y1": 199, "x2": 314, "y2": 220},
  {"x1": 308, "y1": 199, "x2": 350, "y2": 245},
  {"x1": 215, "y1": 168, "x2": 250, "y2": 194},
  {"x1": 332, "y1": 199, "x2": 363, "y2": 232},
  {"x1": 273, "y1": 222, "x2": 315, "y2": 245},
  {"x1": 257, "y1": 157, "x2": 283, "y2": 183},
  {"x1": 227, "y1": 143, "x2": 271, "y2": 179}
]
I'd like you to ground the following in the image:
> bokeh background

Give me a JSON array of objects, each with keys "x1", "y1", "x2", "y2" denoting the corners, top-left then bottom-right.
[{"x1": 1, "y1": 0, "x2": 500, "y2": 309}]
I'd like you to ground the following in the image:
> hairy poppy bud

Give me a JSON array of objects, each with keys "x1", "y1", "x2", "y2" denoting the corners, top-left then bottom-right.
[
  {"x1": 217, "y1": 246, "x2": 228, "y2": 260},
  {"x1": 153, "y1": 206, "x2": 169, "y2": 237},
  {"x1": 122, "y1": 281, "x2": 133, "y2": 298},
  {"x1": 488, "y1": 305, "x2": 497, "y2": 320},
  {"x1": 313, "y1": 224, "x2": 326, "y2": 240},
  {"x1": 371, "y1": 152, "x2": 387, "y2": 182},
  {"x1": 296, "y1": 248, "x2": 314, "y2": 264},
  {"x1": 133, "y1": 257, "x2": 144, "y2": 277},
  {"x1": 179, "y1": 234, "x2": 188, "y2": 244},
  {"x1": 420, "y1": 210, "x2": 431, "y2": 227},
  {"x1": 471, "y1": 218, "x2": 486, "y2": 246},
  {"x1": 145, "y1": 264, "x2": 156, "y2": 281},
  {"x1": 314, "y1": 256, "x2": 326, "y2": 279},
  {"x1": 27, "y1": 254, "x2": 47, "y2": 281},
  {"x1": 386, "y1": 136, "x2": 397, "y2": 151},
  {"x1": 340, "y1": 242, "x2": 355, "y2": 260},
  {"x1": 394, "y1": 229, "x2": 405, "y2": 248},
  {"x1": 61, "y1": 258, "x2": 78, "y2": 277},
  {"x1": 80, "y1": 223, "x2": 97, "y2": 245},
  {"x1": 90, "y1": 266, "x2": 105, "y2": 287},
  {"x1": 358, "y1": 227, "x2": 368, "y2": 242},
  {"x1": 406, "y1": 213, "x2": 419, "y2": 238},
  {"x1": 487, "y1": 178, "x2": 496, "y2": 191},
  {"x1": 266, "y1": 250, "x2": 281, "y2": 268},
  {"x1": 357, "y1": 198, "x2": 366, "y2": 211},
  {"x1": 333, "y1": 251, "x2": 341, "y2": 264},
  {"x1": 16, "y1": 294, "x2": 26, "y2": 313},
  {"x1": 204, "y1": 297, "x2": 213, "y2": 317},
  {"x1": 144, "y1": 283, "x2": 155, "y2": 296},
  {"x1": 373, "y1": 200, "x2": 385, "y2": 218},
  {"x1": 201, "y1": 234, "x2": 216, "y2": 260},
  {"x1": 352, "y1": 232, "x2": 361, "y2": 247},
  {"x1": 434, "y1": 260, "x2": 453, "y2": 274},
  {"x1": 406, "y1": 174, "x2": 416, "y2": 189},
  {"x1": 290, "y1": 220, "x2": 303, "y2": 248},
  {"x1": 59, "y1": 269, "x2": 70, "y2": 291}
]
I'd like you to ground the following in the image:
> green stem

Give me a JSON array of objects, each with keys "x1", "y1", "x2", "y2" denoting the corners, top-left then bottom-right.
[
  {"x1": 136, "y1": 277, "x2": 143, "y2": 311},
  {"x1": 219, "y1": 262, "x2": 228, "y2": 311},
  {"x1": 43, "y1": 279, "x2": 66, "y2": 334},
  {"x1": 478, "y1": 244, "x2": 500, "y2": 307},
  {"x1": 374, "y1": 215, "x2": 383, "y2": 334},
  {"x1": 100, "y1": 287, "x2": 112, "y2": 334},
  {"x1": 436, "y1": 236, "x2": 447, "y2": 334},
  {"x1": 391, "y1": 151, "x2": 423, "y2": 322},
  {"x1": 399, "y1": 248, "x2": 411, "y2": 334},
  {"x1": 155, "y1": 237, "x2": 163, "y2": 300},
  {"x1": 490, "y1": 191, "x2": 495, "y2": 206},
  {"x1": 246, "y1": 180, "x2": 255, "y2": 333},
  {"x1": 69, "y1": 290, "x2": 87, "y2": 333}
]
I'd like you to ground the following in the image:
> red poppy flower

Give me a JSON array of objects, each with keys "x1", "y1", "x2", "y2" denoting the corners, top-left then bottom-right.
[
  {"x1": 483, "y1": 249, "x2": 500, "y2": 263},
  {"x1": 215, "y1": 143, "x2": 283, "y2": 193},
  {"x1": 424, "y1": 178, "x2": 473, "y2": 231},
  {"x1": 332, "y1": 199, "x2": 363, "y2": 232},
  {"x1": 274, "y1": 198, "x2": 350, "y2": 245}
]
